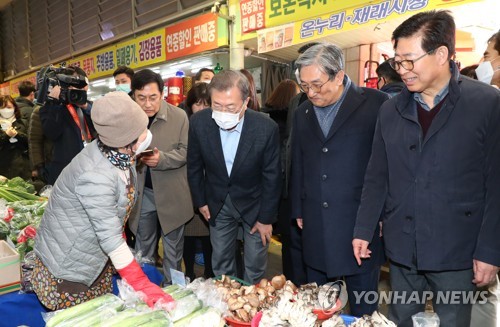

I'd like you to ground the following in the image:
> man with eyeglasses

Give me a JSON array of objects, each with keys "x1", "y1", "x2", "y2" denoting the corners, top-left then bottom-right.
[
  {"x1": 353, "y1": 11, "x2": 500, "y2": 327},
  {"x1": 128, "y1": 69, "x2": 194, "y2": 285},
  {"x1": 289, "y1": 43, "x2": 388, "y2": 317},
  {"x1": 187, "y1": 70, "x2": 281, "y2": 284}
]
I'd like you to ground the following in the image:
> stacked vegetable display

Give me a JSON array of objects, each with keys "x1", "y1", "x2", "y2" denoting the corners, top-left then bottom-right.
[
  {"x1": 43, "y1": 284, "x2": 225, "y2": 327},
  {"x1": 0, "y1": 176, "x2": 47, "y2": 260}
]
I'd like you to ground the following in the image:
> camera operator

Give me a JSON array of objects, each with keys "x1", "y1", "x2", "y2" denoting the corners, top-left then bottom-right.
[{"x1": 39, "y1": 66, "x2": 96, "y2": 185}]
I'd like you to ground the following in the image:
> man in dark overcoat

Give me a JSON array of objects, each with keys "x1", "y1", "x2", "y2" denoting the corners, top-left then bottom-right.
[{"x1": 290, "y1": 43, "x2": 388, "y2": 316}]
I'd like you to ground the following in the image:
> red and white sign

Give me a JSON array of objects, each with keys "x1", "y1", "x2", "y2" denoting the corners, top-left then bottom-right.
[
  {"x1": 240, "y1": 0, "x2": 265, "y2": 33},
  {"x1": 165, "y1": 13, "x2": 219, "y2": 61}
]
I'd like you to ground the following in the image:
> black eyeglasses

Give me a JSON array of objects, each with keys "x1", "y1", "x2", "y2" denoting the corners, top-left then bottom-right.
[
  {"x1": 299, "y1": 79, "x2": 330, "y2": 94},
  {"x1": 388, "y1": 48, "x2": 437, "y2": 71}
]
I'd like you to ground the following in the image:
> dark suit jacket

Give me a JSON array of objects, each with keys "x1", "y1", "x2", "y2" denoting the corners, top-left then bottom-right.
[
  {"x1": 40, "y1": 102, "x2": 96, "y2": 185},
  {"x1": 290, "y1": 83, "x2": 388, "y2": 277},
  {"x1": 187, "y1": 108, "x2": 282, "y2": 227}
]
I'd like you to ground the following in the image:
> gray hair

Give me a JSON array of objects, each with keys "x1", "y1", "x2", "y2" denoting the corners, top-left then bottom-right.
[
  {"x1": 208, "y1": 70, "x2": 250, "y2": 101},
  {"x1": 295, "y1": 43, "x2": 344, "y2": 79}
]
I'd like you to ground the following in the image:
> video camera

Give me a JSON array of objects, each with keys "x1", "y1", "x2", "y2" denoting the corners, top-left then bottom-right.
[{"x1": 35, "y1": 66, "x2": 88, "y2": 106}]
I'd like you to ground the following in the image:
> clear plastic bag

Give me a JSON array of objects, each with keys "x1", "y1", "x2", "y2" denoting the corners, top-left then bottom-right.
[
  {"x1": 39, "y1": 185, "x2": 53, "y2": 198},
  {"x1": 20, "y1": 251, "x2": 36, "y2": 293},
  {"x1": 412, "y1": 312, "x2": 440, "y2": 327},
  {"x1": 186, "y1": 277, "x2": 228, "y2": 314}
]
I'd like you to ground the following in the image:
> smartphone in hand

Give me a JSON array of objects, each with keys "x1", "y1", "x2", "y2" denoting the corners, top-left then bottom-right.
[{"x1": 141, "y1": 149, "x2": 154, "y2": 156}]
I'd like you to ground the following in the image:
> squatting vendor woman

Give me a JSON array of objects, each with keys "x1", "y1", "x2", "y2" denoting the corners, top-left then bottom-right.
[{"x1": 32, "y1": 91, "x2": 173, "y2": 310}]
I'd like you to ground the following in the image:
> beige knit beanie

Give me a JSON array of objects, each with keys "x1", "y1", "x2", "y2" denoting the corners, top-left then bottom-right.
[{"x1": 91, "y1": 91, "x2": 148, "y2": 147}]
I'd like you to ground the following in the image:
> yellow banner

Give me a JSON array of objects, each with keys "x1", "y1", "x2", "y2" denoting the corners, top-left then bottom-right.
[
  {"x1": 257, "y1": 0, "x2": 482, "y2": 53},
  {"x1": 265, "y1": 0, "x2": 370, "y2": 29},
  {"x1": 67, "y1": 44, "x2": 116, "y2": 80},
  {"x1": 66, "y1": 28, "x2": 167, "y2": 80},
  {"x1": 116, "y1": 29, "x2": 166, "y2": 69}
]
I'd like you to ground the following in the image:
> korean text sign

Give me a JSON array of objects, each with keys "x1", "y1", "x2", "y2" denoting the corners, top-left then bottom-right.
[
  {"x1": 240, "y1": 0, "x2": 266, "y2": 33},
  {"x1": 257, "y1": 0, "x2": 481, "y2": 53},
  {"x1": 165, "y1": 13, "x2": 220, "y2": 61}
]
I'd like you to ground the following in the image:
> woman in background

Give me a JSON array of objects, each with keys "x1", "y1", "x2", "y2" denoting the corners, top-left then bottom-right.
[
  {"x1": 262, "y1": 79, "x2": 299, "y2": 149},
  {"x1": 0, "y1": 95, "x2": 30, "y2": 180},
  {"x1": 262, "y1": 79, "x2": 300, "y2": 281},
  {"x1": 183, "y1": 83, "x2": 214, "y2": 281},
  {"x1": 240, "y1": 69, "x2": 260, "y2": 111}
]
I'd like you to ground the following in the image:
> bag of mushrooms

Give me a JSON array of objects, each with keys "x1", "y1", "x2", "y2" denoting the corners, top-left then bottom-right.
[{"x1": 213, "y1": 274, "x2": 296, "y2": 324}]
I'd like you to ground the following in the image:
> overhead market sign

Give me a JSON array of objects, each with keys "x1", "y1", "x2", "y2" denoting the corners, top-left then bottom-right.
[
  {"x1": 67, "y1": 29, "x2": 166, "y2": 80},
  {"x1": 165, "y1": 13, "x2": 229, "y2": 61},
  {"x1": 240, "y1": 0, "x2": 371, "y2": 33},
  {"x1": 62, "y1": 13, "x2": 228, "y2": 80},
  {"x1": 257, "y1": 0, "x2": 482, "y2": 53}
]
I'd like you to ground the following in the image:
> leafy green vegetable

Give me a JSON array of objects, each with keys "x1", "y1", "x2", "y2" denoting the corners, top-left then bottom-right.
[
  {"x1": 10, "y1": 212, "x2": 31, "y2": 230},
  {"x1": 6, "y1": 177, "x2": 36, "y2": 194},
  {"x1": 0, "y1": 219, "x2": 9, "y2": 235}
]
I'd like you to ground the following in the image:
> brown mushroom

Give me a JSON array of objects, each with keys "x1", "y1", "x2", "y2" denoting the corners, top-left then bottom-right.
[
  {"x1": 271, "y1": 274, "x2": 286, "y2": 290},
  {"x1": 246, "y1": 293, "x2": 260, "y2": 307},
  {"x1": 236, "y1": 308, "x2": 250, "y2": 322}
]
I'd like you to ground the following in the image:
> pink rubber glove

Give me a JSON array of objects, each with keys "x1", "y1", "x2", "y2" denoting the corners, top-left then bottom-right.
[{"x1": 117, "y1": 260, "x2": 174, "y2": 308}]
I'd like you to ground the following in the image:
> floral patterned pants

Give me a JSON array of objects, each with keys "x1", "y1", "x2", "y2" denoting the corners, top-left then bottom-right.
[{"x1": 32, "y1": 255, "x2": 113, "y2": 310}]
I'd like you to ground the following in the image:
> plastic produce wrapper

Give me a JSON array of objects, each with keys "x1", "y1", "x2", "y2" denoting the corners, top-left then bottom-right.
[
  {"x1": 116, "y1": 277, "x2": 176, "y2": 312},
  {"x1": 20, "y1": 251, "x2": 36, "y2": 293},
  {"x1": 169, "y1": 293, "x2": 203, "y2": 321},
  {"x1": 116, "y1": 278, "x2": 151, "y2": 310},
  {"x1": 39, "y1": 185, "x2": 53, "y2": 198},
  {"x1": 187, "y1": 277, "x2": 228, "y2": 314},
  {"x1": 42, "y1": 293, "x2": 124, "y2": 327},
  {"x1": 412, "y1": 312, "x2": 440, "y2": 327},
  {"x1": 103, "y1": 309, "x2": 172, "y2": 327}
]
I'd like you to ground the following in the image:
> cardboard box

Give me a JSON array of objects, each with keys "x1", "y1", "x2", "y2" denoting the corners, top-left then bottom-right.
[{"x1": 0, "y1": 240, "x2": 20, "y2": 294}]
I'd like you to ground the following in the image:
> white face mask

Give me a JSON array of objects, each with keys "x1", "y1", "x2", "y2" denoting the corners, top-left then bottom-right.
[
  {"x1": 0, "y1": 108, "x2": 14, "y2": 119},
  {"x1": 212, "y1": 106, "x2": 244, "y2": 130},
  {"x1": 475, "y1": 57, "x2": 499, "y2": 85},
  {"x1": 135, "y1": 130, "x2": 153, "y2": 154},
  {"x1": 116, "y1": 84, "x2": 131, "y2": 94}
]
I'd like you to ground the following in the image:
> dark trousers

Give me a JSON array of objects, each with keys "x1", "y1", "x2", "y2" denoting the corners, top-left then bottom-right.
[
  {"x1": 389, "y1": 261, "x2": 475, "y2": 327},
  {"x1": 282, "y1": 221, "x2": 307, "y2": 286},
  {"x1": 306, "y1": 265, "x2": 380, "y2": 317},
  {"x1": 183, "y1": 236, "x2": 213, "y2": 281},
  {"x1": 210, "y1": 195, "x2": 269, "y2": 284}
]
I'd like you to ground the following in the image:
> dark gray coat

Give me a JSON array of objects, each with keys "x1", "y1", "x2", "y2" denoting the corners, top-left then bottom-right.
[
  {"x1": 354, "y1": 63, "x2": 500, "y2": 270},
  {"x1": 290, "y1": 83, "x2": 388, "y2": 277}
]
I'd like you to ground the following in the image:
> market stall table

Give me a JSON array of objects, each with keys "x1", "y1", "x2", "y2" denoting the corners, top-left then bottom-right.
[{"x1": 0, "y1": 263, "x2": 163, "y2": 327}]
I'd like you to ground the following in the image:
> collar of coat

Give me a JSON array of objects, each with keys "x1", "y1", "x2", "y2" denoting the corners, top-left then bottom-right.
[
  {"x1": 394, "y1": 61, "x2": 463, "y2": 146},
  {"x1": 149, "y1": 100, "x2": 177, "y2": 125},
  {"x1": 395, "y1": 60, "x2": 461, "y2": 116},
  {"x1": 302, "y1": 82, "x2": 369, "y2": 141}
]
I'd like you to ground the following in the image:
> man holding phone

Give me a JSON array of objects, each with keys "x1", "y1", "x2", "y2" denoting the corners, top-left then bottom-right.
[{"x1": 128, "y1": 69, "x2": 194, "y2": 285}]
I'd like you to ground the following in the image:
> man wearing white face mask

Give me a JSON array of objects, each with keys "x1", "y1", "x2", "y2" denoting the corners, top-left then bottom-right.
[
  {"x1": 475, "y1": 30, "x2": 500, "y2": 88},
  {"x1": 469, "y1": 29, "x2": 500, "y2": 327},
  {"x1": 187, "y1": 70, "x2": 281, "y2": 284},
  {"x1": 128, "y1": 69, "x2": 193, "y2": 285}
]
